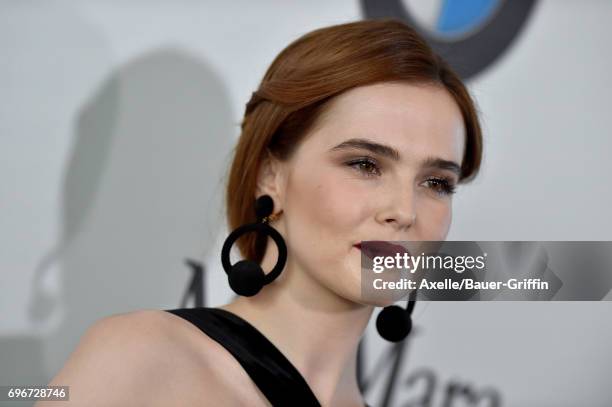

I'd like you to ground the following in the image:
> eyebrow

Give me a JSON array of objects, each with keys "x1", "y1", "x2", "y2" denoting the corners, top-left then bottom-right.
[{"x1": 329, "y1": 137, "x2": 462, "y2": 176}]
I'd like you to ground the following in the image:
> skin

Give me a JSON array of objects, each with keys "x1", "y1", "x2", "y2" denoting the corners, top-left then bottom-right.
[
  {"x1": 37, "y1": 81, "x2": 466, "y2": 407},
  {"x1": 221, "y1": 81, "x2": 465, "y2": 405}
]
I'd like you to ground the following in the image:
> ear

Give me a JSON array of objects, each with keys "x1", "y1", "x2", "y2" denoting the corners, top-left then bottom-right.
[{"x1": 255, "y1": 149, "x2": 284, "y2": 206}]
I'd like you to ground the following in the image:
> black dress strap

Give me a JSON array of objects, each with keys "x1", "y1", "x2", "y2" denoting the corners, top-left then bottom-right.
[{"x1": 165, "y1": 307, "x2": 322, "y2": 406}]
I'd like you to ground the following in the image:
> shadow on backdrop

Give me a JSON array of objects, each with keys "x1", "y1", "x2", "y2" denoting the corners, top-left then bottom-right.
[{"x1": 23, "y1": 47, "x2": 234, "y2": 385}]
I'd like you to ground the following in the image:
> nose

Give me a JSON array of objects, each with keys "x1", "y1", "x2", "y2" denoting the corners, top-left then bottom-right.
[{"x1": 376, "y1": 184, "x2": 417, "y2": 232}]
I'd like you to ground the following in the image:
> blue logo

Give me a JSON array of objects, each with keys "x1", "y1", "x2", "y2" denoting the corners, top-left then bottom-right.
[{"x1": 361, "y1": 0, "x2": 538, "y2": 79}]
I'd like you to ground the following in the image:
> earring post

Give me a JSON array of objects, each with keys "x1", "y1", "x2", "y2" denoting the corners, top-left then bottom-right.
[{"x1": 263, "y1": 210, "x2": 283, "y2": 224}]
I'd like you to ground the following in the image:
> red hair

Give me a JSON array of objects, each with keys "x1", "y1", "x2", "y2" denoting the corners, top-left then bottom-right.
[{"x1": 226, "y1": 19, "x2": 483, "y2": 262}]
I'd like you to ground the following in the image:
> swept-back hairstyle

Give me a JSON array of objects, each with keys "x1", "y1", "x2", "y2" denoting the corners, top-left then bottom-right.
[{"x1": 226, "y1": 18, "x2": 483, "y2": 262}]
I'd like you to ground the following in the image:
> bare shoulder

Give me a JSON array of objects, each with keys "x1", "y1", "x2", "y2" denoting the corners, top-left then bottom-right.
[
  {"x1": 35, "y1": 310, "x2": 190, "y2": 406},
  {"x1": 37, "y1": 309, "x2": 269, "y2": 406}
]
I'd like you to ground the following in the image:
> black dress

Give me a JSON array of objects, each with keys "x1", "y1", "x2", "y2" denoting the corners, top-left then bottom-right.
[{"x1": 165, "y1": 307, "x2": 371, "y2": 407}]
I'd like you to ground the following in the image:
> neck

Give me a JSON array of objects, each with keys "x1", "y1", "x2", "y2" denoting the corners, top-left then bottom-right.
[{"x1": 219, "y1": 249, "x2": 373, "y2": 406}]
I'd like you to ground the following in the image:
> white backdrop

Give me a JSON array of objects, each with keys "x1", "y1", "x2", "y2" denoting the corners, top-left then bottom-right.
[{"x1": 2, "y1": 1, "x2": 611, "y2": 406}]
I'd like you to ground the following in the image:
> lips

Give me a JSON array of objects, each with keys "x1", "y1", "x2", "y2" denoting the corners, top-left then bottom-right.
[{"x1": 355, "y1": 241, "x2": 411, "y2": 260}]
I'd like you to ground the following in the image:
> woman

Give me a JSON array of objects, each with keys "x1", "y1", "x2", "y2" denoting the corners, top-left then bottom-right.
[{"x1": 39, "y1": 18, "x2": 482, "y2": 406}]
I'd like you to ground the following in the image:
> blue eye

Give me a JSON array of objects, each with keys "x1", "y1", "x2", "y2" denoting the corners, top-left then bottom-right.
[
  {"x1": 424, "y1": 177, "x2": 457, "y2": 196},
  {"x1": 346, "y1": 157, "x2": 381, "y2": 177}
]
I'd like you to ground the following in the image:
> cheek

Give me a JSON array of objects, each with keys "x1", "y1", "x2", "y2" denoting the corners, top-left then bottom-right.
[
  {"x1": 418, "y1": 198, "x2": 452, "y2": 240},
  {"x1": 284, "y1": 165, "x2": 364, "y2": 246}
]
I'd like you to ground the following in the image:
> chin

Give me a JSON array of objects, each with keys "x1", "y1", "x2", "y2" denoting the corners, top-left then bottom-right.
[
  {"x1": 350, "y1": 297, "x2": 396, "y2": 308},
  {"x1": 360, "y1": 293, "x2": 405, "y2": 307},
  {"x1": 332, "y1": 277, "x2": 398, "y2": 308}
]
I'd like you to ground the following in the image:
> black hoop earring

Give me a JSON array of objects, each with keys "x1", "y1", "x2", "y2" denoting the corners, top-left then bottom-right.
[
  {"x1": 221, "y1": 195, "x2": 287, "y2": 297},
  {"x1": 376, "y1": 290, "x2": 417, "y2": 342}
]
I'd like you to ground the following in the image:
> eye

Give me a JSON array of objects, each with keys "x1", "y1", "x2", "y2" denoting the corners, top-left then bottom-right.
[
  {"x1": 346, "y1": 157, "x2": 381, "y2": 177},
  {"x1": 423, "y1": 177, "x2": 457, "y2": 196}
]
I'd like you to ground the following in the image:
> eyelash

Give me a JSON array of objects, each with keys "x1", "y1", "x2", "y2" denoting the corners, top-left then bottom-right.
[{"x1": 345, "y1": 157, "x2": 457, "y2": 196}]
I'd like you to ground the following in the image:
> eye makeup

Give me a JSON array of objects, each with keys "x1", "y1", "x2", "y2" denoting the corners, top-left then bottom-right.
[{"x1": 342, "y1": 154, "x2": 457, "y2": 196}]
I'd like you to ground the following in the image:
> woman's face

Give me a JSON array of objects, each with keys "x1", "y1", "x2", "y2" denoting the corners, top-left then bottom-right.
[{"x1": 260, "y1": 81, "x2": 466, "y2": 305}]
